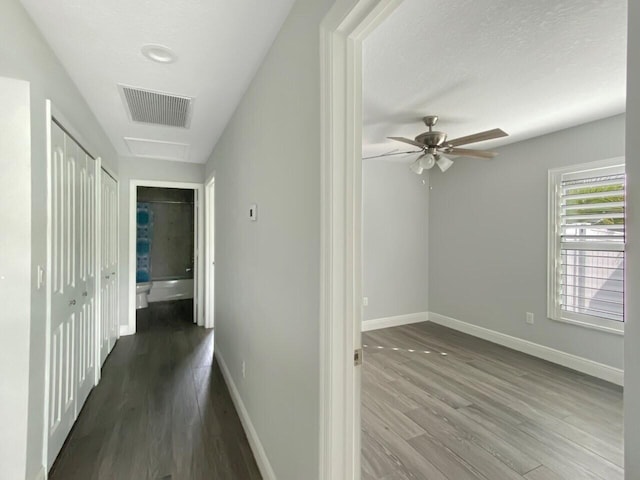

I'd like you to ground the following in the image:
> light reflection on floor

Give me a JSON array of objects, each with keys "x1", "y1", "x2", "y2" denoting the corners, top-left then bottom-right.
[{"x1": 363, "y1": 344, "x2": 448, "y2": 356}]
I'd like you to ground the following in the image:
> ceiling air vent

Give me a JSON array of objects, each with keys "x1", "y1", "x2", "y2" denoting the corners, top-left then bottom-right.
[{"x1": 119, "y1": 84, "x2": 193, "y2": 128}]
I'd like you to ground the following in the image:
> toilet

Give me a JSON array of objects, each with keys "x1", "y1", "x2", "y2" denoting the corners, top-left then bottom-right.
[{"x1": 136, "y1": 282, "x2": 152, "y2": 309}]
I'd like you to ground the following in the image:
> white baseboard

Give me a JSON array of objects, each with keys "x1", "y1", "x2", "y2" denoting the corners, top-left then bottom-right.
[
  {"x1": 362, "y1": 312, "x2": 428, "y2": 332},
  {"x1": 215, "y1": 348, "x2": 276, "y2": 480},
  {"x1": 428, "y1": 312, "x2": 623, "y2": 386},
  {"x1": 119, "y1": 325, "x2": 133, "y2": 337},
  {"x1": 32, "y1": 465, "x2": 46, "y2": 480}
]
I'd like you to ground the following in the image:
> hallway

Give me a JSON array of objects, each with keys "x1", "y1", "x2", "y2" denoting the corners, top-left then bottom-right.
[{"x1": 49, "y1": 316, "x2": 261, "y2": 480}]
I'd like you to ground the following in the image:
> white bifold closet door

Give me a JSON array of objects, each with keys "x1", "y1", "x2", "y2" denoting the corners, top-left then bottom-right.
[
  {"x1": 100, "y1": 171, "x2": 118, "y2": 365},
  {"x1": 48, "y1": 121, "x2": 97, "y2": 468}
]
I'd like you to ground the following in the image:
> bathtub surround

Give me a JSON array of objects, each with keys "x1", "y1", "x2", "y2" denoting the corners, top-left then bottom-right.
[{"x1": 137, "y1": 187, "x2": 195, "y2": 282}]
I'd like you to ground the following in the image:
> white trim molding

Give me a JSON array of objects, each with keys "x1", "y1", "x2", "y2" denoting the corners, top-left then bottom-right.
[
  {"x1": 215, "y1": 349, "x2": 276, "y2": 480},
  {"x1": 119, "y1": 325, "x2": 133, "y2": 337},
  {"x1": 127, "y1": 179, "x2": 204, "y2": 335},
  {"x1": 429, "y1": 312, "x2": 623, "y2": 386},
  {"x1": 319, "y1": 1, "x2": 403, "y2": 478},
  {"x1": 204, "y1": 175, "x2": 215, "y2": 329},
  {"x1": 362, "y1": 312, "x2": 428, "y2": 332},
  {"x1": 32, "y1": 465, "x2": 46, "y2": 480}
]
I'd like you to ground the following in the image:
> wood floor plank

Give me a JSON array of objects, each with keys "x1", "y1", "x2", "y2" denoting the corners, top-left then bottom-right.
[
  {"x1": 524, "y1": 465, "x2": 565, "y2": 480},
  {"x1": 362, "y1": 406, "x2": 449, "y2": 480},
  {"x1": 406, "y1": 406, "x2": 530, "y2": 479},
  {"x1": 402, "y1": 389, "x2": 541, "y2": 475},
  {"x1": 49, "y1": 315, "x2": 261, "y2": 480},
  {"x1": 362, "y1": 322, "x2": 623, "y2": 480}
]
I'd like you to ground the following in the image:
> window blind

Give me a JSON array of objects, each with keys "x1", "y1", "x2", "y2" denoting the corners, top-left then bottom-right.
[{"x1": 559, "y1": 171, "x2": 625, "y2": 322}]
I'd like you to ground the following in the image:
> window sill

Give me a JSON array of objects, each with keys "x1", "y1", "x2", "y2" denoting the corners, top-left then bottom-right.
[{"x1": 549, "y1": 315, "x2": 624, "y2": 336}]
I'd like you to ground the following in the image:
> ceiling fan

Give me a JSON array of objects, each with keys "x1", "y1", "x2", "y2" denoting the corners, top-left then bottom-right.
[{"x1": 368, "y1": 115, "x2": 508, "y2": 174}]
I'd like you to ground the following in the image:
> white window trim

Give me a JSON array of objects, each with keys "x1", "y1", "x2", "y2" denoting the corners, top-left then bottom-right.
[{"x1": 547, "y1": 156, "x2": 625, "y2": 335}]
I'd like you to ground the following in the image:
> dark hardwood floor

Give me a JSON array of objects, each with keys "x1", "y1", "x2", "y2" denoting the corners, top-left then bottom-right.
[
  {"x1": 361, "y1": 322, "x2": 623, "y2": 480},
  {"x1": 49, "y1": 313, "x2": 261, "y2": 480}
]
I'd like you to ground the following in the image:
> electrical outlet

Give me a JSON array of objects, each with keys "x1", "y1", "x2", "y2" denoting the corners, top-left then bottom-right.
[
  {"x1": 526, "y1": 312, "x2": 535, "y2": 324},
  {"x1": 242, "y1": 361, "x2": 246, "y2": 378},
  {"x1": 362, "y1": 296, "x2": 369, "y2": 307}
]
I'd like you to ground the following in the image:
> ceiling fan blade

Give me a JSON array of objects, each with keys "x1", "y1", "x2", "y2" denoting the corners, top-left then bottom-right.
[
  {"x1": 445, "y1": 147, "x2": 498, "y2": 159},
  {"x1": 362, "y1": 150, "x2": 421, "y2": 160},
  {"x1": 445, "y1": 128, "x2": 508, "y2": 147},
  {"x1": 388, "y1": 136, "x2": 425, "y2": 148}
]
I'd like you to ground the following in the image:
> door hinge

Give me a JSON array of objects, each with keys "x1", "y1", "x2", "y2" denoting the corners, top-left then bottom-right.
[{"x1": 354, "y1": 348, "x2": 363, "y2": 366}]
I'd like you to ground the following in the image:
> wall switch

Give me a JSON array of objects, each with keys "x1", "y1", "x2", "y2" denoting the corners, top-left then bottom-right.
[
  {"x1": 249, "y1": 204, "x2": 257, "y2": 221},
  {"x1": 362, "y1": 297, "x2": 369, "y2": 307},
  {"x1": 526, "y1": 312, "x2": 535, "y2": 324},
  {"x1": 37, "y1": 265, "x2": 45, "y2": 290},
  {"x1": 242, "y1": 361, "x2": 246, "y2": 378}
]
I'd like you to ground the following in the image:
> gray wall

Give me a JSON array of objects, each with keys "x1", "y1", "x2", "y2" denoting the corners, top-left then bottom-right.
[
  {"x1": 429, "y1": 114, "x2": 625, "y2": 369},
  {"x1": 118, "y1": 157, "x2": 204, "y2": 328},
  {"x1": 625, "y1": 1, "x2": 640, "y2": 476},
  {"x1": 0, "y1": 2, "x2": 119, "y2": 478},
  {"x1": 204, "y1": 0, "x2": 332, "y2": 477},
  {"x1": 0, "y1": 77, "x2": 32, "y2": 480},
  {"x1": 362, "y1": 160, "x2": 429, "y2": 321}
]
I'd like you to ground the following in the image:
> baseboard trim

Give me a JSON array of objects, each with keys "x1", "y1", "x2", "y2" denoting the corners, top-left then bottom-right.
[
  {"x1": 362, "y1": 312, "x2": 428, "y2": 332},
  {"x1": 32, "y1": 465, "x2": 46, "y2": 480},
  {"x1": 215, "y1": 348, "x2": 276, "y2": 480},
  {"x1": 119, "y1": 325, "x2": 133, "y2": 337},
  {"x1": 428, "y1": 312, "x2": 623, "y2": 386}
]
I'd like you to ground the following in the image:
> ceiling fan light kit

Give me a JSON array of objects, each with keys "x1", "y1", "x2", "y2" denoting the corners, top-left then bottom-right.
[
  {"x1": 436, "y1": 154, "x2": 454, "y2": 172},
  {"x1": 409, "y1": 159, "x2": 425, "y2": 175},
  {"x1": 385, "y1": 115, "x2": 508, "y2": 175}
]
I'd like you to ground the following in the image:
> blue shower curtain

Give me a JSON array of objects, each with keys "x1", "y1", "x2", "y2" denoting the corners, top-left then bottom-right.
[{"x1": 136, "y1": 202, "x2": 154, "y2": 283}]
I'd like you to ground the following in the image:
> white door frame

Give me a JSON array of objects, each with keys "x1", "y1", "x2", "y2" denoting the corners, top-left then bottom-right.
[
  {"x1": 127, "y1": 180, "x2": 204, "y2": 334},
  {"x1": 205, "y1": 173, "x2": 215, "y2": 329},
  {"x1": 319, "y1": 1, "x2": 403, "y2": 478}
]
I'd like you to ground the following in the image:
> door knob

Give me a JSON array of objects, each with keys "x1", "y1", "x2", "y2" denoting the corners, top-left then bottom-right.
[
  {"x1": 82, "y1": 291, "x2": 88, "y2": 297},
  {"x1": 69, "y1": 299, "x2": 76, "y2": 306},
  {"x1": 105, "y1": 275, "x2": 110, "y2": 280}
]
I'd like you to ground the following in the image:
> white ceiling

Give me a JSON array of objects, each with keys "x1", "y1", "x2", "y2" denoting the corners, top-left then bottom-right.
[
  {"x1": 21, "y1": 0, "x2": 296, "y2": 164},
  {"x1": 362, "y1": 0, "x2": 627, "y2": 158}
]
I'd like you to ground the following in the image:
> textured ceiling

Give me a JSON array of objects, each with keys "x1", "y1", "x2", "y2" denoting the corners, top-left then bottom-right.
[
  {"x1": 362, "y1": 0, "x2": 627, "y2": 158},
  {"x1": 21, "y1": 0, "x2": 296, "y2": 164}
]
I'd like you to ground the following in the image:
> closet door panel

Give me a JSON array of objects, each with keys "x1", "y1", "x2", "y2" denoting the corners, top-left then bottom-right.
[
  {"x1": 99, "y1": 171, "x2": 118, "y2": 364},
  {"x1": 76, "y1": 152, "x2": 96, "y2": 411},
  {"x1": 107, "y1": 176, "x2": 118, "y2": 350},
  {"x1": 48, "y1": 125, "x2": 80, "y2": 468}
]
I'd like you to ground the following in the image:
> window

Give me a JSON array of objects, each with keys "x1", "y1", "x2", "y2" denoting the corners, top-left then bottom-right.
[{"x1": 548, "y1": 158, "x2": 625, "y2": 334}]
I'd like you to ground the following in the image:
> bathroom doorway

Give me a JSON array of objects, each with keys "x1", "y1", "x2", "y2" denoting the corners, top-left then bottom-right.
[{"x1": 127, "y1": 180, "x2": 204, "y2": 334}]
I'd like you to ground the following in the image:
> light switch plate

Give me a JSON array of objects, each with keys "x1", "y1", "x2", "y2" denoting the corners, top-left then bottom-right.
[
  {"x1": 249, "y1": 204, "x2": 257, "y2": 221},
  {"x1": 37, "y1": 265, "x2": 45, "y2": 290}
]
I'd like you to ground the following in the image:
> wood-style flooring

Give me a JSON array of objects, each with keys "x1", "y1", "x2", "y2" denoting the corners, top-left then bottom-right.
[
  {"x1": 361, "y1": 322, "x2": 623, "y2": 480},
  {"x1": 49, "y1": 314, "x2": 261, "y2": 480}
]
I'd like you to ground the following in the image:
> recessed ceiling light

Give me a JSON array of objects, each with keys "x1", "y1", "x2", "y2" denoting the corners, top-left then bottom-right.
[{"x1": 141, "y1": 44, "x2": 176, "y2": 64}]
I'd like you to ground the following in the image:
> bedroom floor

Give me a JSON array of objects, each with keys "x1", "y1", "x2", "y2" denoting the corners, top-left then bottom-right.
[{"x1": 361, "y1": 322, "x2": 623, "y2": 480}]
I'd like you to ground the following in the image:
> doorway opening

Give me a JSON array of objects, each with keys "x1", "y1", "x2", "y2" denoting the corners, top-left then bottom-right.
[
  {"x1": 127, "y1": 180, "x2": 204, "y2": 334},
  {"x1": 205, "y1": 175, "x2": 215, "y2": 329}
]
